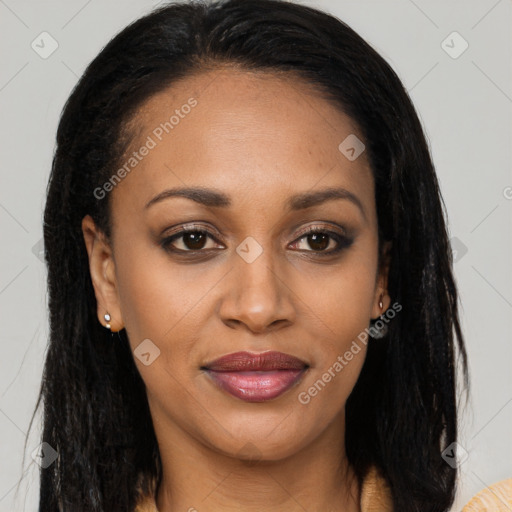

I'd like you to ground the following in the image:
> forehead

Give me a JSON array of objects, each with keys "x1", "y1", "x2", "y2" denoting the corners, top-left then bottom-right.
[{"x1": 111, "y1": 68, "x2": 375, "y2": 221}]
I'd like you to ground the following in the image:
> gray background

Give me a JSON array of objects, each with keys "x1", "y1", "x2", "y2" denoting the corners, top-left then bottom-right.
[{"x1": 0, "y1": 0, "x2": 510, "y2": 510}]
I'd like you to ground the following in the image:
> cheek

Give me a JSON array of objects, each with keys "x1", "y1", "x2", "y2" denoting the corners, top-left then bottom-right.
[
  {"x1": 290, "y1": 247, "x2": 377, "y2": 404},
  {"x1": 113, "y1": 243, "x2": 205, "y2": 403},
  {"x1": 292, "y1": 268, "x2": 372, "y2": 420},
  {"x1": 112, "y1": 235, "x2": 226, "y2": 396},
  {"x1": 113, "y1": 236, "x2": 205, "y2": 343},
  {"x1": 293, "y1": 247, "x2": 377, "y2": 346}
]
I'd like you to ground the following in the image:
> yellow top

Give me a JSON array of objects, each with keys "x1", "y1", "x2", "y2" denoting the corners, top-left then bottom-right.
[
  {"x1": 134, "y1": 468, "x2": 512, "y2": 512},
  {"x1": 461, "y1": 478, "x2": 512, "y2": 512},
  {"x1": 134, "y1": 466, "x2": 392, "y2": 511}
]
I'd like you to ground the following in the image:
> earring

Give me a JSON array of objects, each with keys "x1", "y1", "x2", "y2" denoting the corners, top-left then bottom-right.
[
  {"x1": 369, "y1": 292, "x2": 388, "y2": 339},
  {"x1": 104, "y1": 313, "x2": 111, "y2": 330}
]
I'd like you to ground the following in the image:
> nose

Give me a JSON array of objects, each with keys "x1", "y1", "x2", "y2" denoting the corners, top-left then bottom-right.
[{"x1": 219, "y1": 244, "x2": 296, "y2": 334}]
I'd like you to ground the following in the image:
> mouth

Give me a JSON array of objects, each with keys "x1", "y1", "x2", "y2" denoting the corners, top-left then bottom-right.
[{"x1": 201, "y1": 351, "x2": 309, "y2": 402}]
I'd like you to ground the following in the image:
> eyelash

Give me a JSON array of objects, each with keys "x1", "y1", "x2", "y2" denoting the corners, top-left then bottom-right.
[{"x1": 160, "y1": 224, "x2": 354, "y2": 257}]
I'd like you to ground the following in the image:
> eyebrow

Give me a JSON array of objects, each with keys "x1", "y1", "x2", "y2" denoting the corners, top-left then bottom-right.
[{"x1": 144, "y1": 186, "x2": 366, "y2": 220}]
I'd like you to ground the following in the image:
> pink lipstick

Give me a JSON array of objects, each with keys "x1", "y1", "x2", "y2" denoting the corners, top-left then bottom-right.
[{"x1": 202, "y1": 351, "x2": 309, "y2": 402}]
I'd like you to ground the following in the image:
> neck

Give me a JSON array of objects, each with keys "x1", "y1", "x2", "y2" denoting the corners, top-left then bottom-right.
[{"x1": 153, "y1": 409, "x2": 360, "y2": 512}]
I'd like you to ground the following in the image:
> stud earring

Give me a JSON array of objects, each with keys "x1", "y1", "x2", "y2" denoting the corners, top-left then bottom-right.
[
  {"x1": 104, "y1": 313, "x2": 111, "y2": 330},
  {"x1": 369, "y1": 292, "x2": 389, "y2": 339}
]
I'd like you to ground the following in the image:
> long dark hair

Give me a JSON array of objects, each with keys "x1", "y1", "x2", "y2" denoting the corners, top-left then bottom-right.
[{"x1": 27, "y1": 0, "x2": 469, "y2": 510}]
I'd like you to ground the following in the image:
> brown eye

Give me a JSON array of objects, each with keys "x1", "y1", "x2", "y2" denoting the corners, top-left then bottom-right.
[
  {"x1": 180, "y1": 231, "x2": 208, "y2": 250},
  {"x1": 304, "y1": 232, "x2": 330, "y2": 251},
  {"x1": 161, "y1": 229, "x2": 222, "y2": 253},
  {"x1": 160, "y1": 225, "x2": 353, "y2": 257},
  {"x1": 289, "y1": 227, "x2": 353, "y2": 255}
]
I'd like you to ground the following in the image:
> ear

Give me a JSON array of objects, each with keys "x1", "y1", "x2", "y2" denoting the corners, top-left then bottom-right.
[
  {"x1": 371, "y1": 240, "x2": 392, "y2": 320},
  {"x1": 81, "y1": 215, "x2": 124, "y2": 332}
]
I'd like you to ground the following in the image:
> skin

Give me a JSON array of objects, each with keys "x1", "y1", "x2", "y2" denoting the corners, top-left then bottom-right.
[{"x1": 82, "y1": 68, "x2": 391, "y2": 512}]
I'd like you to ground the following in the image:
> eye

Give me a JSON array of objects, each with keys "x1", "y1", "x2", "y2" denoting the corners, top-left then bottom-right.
[
  {"x1": 160, "y1": 224, "x2": 354, "y2": 256},
  {"x1": 289, "y1": 226, "x2": 353, "y2": 255},
  {"x1": 161, "y1": 226, "x2": 223, "y2": 253}
]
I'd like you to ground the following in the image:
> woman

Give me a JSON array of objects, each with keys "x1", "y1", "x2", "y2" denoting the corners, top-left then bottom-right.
[{"x1": 28, "y1": 0, "x2": 487, "y2": 510}]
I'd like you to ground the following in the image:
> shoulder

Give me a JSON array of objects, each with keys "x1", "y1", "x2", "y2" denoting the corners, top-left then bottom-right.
[
  {"x1": 134, "y1": 469, "x2": 395, "y2": 512},
  {"x1": 360, "y1": 467, "x2": 512, "y2": 512},
  {"x1": 360, "y1": 466, "x2": 394, "y2": 512},
  {"x1": 461, "y1": 478, "x2": 512, "y2": 512},
  {"x1": 133, "y1": 471, "x2": 512, "y2": 512},
  {"x1": 134, "y1": 494, "x2": 158, "y2": 512}
]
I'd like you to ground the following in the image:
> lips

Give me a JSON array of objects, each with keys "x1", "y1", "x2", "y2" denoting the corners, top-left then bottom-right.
[{"x1": 202, "y1": 351, "x2": 309, "y2": 402}]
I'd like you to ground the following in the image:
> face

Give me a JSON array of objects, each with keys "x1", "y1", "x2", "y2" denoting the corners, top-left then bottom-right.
[{"x1": 82, "y1": 68, "x2": 391, "y2": 461}]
